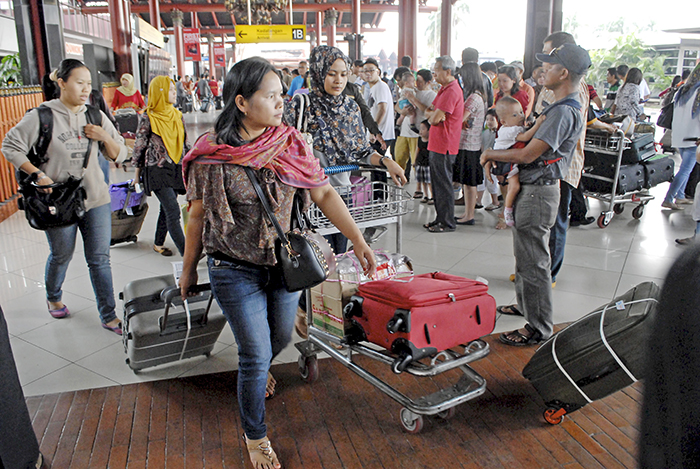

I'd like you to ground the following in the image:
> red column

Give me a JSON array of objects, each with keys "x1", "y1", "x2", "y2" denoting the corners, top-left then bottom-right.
[
  {"x1": 148, "y1": 0, "x2": 160, "y2": 29},
  {"x1": 208, "y1": 34, "x2": 216, "y2": 80},
  {"x1": 440, "y1": 0, "x2": 452, "y2": 57},
  {"x1": 172, "y1": 9, "x2": 186, "y2": 78},
  {"x1": 405, "y1": 0, "x2": 418, "y2": 67},
  {"x1": 397, "y1": 0, "x2": 405, "y2": 61},
  {"x1": 107, "y1": 0, "x2": 132, "y2": 77},
  {"x1": 325, "y1": 9, "x2": 338, "y2": 47},
  {"x1": 316, "y1": 11, "x2": 323, "y2": 47}
]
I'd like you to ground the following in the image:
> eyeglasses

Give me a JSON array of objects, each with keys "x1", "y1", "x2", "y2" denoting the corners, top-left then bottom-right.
[{"x1": 363, "y1": 68, "x2": 379, "y2": 74}]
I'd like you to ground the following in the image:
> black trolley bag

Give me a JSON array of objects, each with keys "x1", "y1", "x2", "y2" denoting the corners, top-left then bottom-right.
[
  {"x1": 522, "y1": 281, "x2": 661, "y2": 425},
  {"x1": 110, "y1": 182, "x2": 149, "y2": 245},
  {"x1": 121, "y1": 274, "x2": 227, "y2": 372},
  {"x1": 642, "y1": 154, "x2": 675, "y2": 189},
  {"x1": 583, "y1": 162, "x2": 645, "y2": 194}
]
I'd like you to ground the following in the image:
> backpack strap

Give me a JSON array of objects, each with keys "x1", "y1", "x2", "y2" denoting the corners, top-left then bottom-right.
[
  {"x1": 534, "y1": 97, "x2": 582, "y2": 167},
  {"x1": 29, "y1": 105, "x2": 54, "y2": 167},
  {"x1": 85, "y1": 104, "x2": 102, "y2": 126}
]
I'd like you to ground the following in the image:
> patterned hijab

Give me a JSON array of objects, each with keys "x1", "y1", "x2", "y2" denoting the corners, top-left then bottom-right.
[
  {"x1": 182, "y1": 125, "x2": 327, "y2": 190},
  {"x1": 675, "y1": 63, "x2": 700, "y2": 119},
  {"x1": 285, "y1": 45, "x2": 374, "y2": 166},
  {"x1": 146, "y1": 76, "x2": 185, "y2": 163},
  {"x1": 117, "y1": 73, "x2": 138, "y2": 97}
]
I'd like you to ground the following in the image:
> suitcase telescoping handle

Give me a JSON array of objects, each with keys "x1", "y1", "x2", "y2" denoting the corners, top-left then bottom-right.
[{"x1": 160, "y1": 283, "x2": 212, "y2": 332}]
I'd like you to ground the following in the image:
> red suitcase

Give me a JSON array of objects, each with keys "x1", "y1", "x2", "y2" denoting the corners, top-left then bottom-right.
[{"x1": 345, "y1": 272, "x2": 496, "y2": 373}]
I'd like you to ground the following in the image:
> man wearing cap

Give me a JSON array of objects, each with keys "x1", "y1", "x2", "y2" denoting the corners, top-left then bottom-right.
[{"x1": 481, "y1": 43, "x2": 590, "y2": 346}]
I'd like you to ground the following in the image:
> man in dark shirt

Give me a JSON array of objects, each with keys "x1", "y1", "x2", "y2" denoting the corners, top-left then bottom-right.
[{"x1": 481, "y1": 44, "x2": 591, "y2": 346}]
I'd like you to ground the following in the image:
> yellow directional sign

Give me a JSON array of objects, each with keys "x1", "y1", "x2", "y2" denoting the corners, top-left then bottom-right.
[{"x1": 235, "y1": 25, "x2": 307, "y2": 43}]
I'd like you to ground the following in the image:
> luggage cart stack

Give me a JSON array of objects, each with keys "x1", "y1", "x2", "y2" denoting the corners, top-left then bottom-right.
[
  {"x1": 581, "y1": 129, "x2": 654, "y2": 228},
  {"x1": 296, "y1": 166, "x2": 491, "y2": 433}
]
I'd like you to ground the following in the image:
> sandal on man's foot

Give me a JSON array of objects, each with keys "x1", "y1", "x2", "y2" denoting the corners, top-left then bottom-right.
[
  {"x1": 153, "y1": 245, "x2": 173, "y2": 256},
  {"x1": 499, "y1": 324, "x2": 543, "y2": 347},
  {"x1": 265, "y1": 372, "x2": 276, "y2": 399},
  {"x1": 496, "y1": 304, "x2": 523, "y2": 316},
  {"x1": 413, "y1": 191, "x2": 424, "y2": 199},
  {"x1": 245, "y1": 436, "x2": 281, "y2": 469},
  {"x1": 427, "y1": 223, "x2": 455, "y2": 233},
  {"x1": 423, "y1": 220, "x2": 439, "y2": 229}
]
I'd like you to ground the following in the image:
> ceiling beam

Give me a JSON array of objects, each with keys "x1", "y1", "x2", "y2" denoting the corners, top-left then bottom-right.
[
  {"x1": 159, "y1": 26, "x2": 385, "y2": 35},
  {"x1": 82, "y1": 2, "x2": 436, "y2": 15}
]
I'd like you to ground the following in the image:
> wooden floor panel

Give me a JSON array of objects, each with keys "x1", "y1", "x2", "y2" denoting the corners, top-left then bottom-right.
[{"x1": 30, "y1": 334, "x2": 642, "y2": 468}]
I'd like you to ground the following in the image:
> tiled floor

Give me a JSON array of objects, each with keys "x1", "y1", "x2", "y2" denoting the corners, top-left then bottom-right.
[{"x1": 1, "y1": 110, "x2": 693, "y2": 398}]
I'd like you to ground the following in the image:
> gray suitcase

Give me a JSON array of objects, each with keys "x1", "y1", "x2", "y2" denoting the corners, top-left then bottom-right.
[{"x1": 121, "y1": 274, "x2": 227, "y2": 372}]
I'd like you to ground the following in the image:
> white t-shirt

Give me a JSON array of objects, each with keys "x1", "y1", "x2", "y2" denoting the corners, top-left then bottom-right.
[
  {"x1": 493, "y1": 125, "x2": 524, "y2": 150},
  {"x1": 639, "y1": 79, "x2": 651, "y2": 100},
  {"x1": 414, "y1": 88, "x2": 437, "y2": 125},
  {"x1": 368, "y1": 80, "x2": 395, "y2": 140}
]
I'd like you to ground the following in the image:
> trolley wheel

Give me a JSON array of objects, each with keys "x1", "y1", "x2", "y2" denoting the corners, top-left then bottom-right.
[
  {"x1": 597, "y1": 213, "x2": 610, "y2": 229},
  {"x1": 436, "y1": 407, "x2": 457, "y2": 420},
  {"x1": 613, "y1": 204, "x2": 624, "y2": 214},
  {"x1": 298, "y1": 355, "x2": 319, "y2": 383},
  {"x1": 632, "y1": 205, "x2": 644, "y2": 219},
  {"x1": 400, "y1": 408, "x2": 424, "y2": 434},
  {"x1": 543, "y1": 407, "x2": 565, "y2": 425}
]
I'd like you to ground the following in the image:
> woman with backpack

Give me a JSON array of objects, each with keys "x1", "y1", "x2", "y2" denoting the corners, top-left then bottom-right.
[
  {"x1": 1, "y1": 58, "x2": 127, "y2": 334},
  {"x1": 132, "y1": 75, "x2": 190, "y2": 257}
]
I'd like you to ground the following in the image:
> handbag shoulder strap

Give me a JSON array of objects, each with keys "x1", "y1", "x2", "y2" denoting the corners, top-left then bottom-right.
[
  {"x1": 243, "y1": 167, "x2": 289, "y2": 245},
  {"x1": 293, "y1": 93, "x2": 310, "y2": 133}
]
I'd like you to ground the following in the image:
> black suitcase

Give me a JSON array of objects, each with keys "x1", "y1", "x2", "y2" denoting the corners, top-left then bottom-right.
[
  {"x1": 121, "y1": 275, "x2": 227, "y2": 372},
  {"x1": 642, "y1": 155, "x2": 674, "y2": 189},
  {"x1": 522, "y1": 282, "x2": 661, "y2": 424},
  {"x1": 200, "y1": 97, "x2": 211, "y2": 112},
  {"x1": 584, "y1": 132, "x2": 655, "y2": 167},
  {"x1": 111, "y1": 185, "x2": 148, "y2": 245},
  {"x1": 582, "y1": 163, "x2": 645, "y2": 194},
  {"x1": 114, "y1": 111, "x2": 140, "y2": 134}
]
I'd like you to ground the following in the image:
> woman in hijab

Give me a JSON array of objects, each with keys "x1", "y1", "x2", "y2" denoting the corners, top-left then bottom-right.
[
  {"x1": 284, "y1": 45, "x2": 406, "y2": 337},
  {"x1": 662, "y1": 63, "x2": 700, "y2": 210},
  {"x1": 111, "y1": 73, "x2": 145, "y2": 111},
  {"x1": 179, "y1": 57, "x2": 376, "y2": 469},
  {"x1": 133, "y1": 76, "x2": 189, "y2": 256}
]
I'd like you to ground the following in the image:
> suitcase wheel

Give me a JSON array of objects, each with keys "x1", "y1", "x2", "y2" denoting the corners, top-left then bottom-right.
[
  {"x1": 399, "y1": 408, "x2": 424, "y2": 434},
  {"x1": 632, "y1": 204, "x2": 644, "y2": 219},
  {"x1": 298, "y1": 355, "x2": 319, "y2": 383},
  {"x1": 543, "y1": 406, "x2": 566, "y2": 425}
]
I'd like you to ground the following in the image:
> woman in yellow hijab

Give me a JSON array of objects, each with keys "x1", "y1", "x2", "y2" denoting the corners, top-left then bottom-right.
[
  {"x1": 133, "y1": 76, "x2": 190, "y2": 256},
  {"x1": 111, "y1": 73, "x2": 146, "y2": 111}
]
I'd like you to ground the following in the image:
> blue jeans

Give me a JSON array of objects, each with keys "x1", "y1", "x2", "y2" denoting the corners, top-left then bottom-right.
[
  {"x1": 549, "y1": 181, "x2": 572, "y2": 282},
  {"x1": 45, "y1": 203, "x2": 117, "y2": 323},
  {"x1": 513, "y1": 184, "x2": 560, "y2": 340},
  {"x1": 153, "y1": 188, "x2": 186, "y2": 256},
  {"x1": 665, "y1": 147, "x2": 697, "y2": 203},
  {"x1": 208, "y1": 256, "x2": 300, "y2": 440}
]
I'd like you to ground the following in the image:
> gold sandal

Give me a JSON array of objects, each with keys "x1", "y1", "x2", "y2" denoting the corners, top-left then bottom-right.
[
  {"x1": 294, "y1": 307, "x2": 308, "y2": 339},
  {"x1": 245, "y1": 436, "x2": 281, "y2": 469},
  {"x1": 265, "y1": 372, "x2": 276, "y2": 399}
]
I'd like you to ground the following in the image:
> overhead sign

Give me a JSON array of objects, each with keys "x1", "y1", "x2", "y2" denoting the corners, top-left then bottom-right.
[
  {"x1": 183, "y1": 28, "x2": 201, "y2": 61},
  {"x1": 235, "y1": 25, "x2": 306, "y2": 44},
  {"x1": 137, "y1": 17, "x2": 165, "y2": 49}
]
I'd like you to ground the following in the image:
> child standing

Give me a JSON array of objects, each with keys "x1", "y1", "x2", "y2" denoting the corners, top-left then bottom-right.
[
  {"x1": 484, "y1": 97, "x2": 545, "y2": 226},
  {"x1": 479, "y1": 108, "x2": 501, "y2": 211},
  {"x1": 416, "y1": 120, "x2": 433, "y2": 204}
]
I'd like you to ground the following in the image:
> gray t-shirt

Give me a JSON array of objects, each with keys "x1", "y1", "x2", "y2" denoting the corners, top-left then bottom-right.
[{"x1": 519, "y1": 93, "x2": 584, "y2": 184}]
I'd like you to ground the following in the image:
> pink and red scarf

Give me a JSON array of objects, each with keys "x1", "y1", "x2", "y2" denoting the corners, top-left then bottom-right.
[{"x1": 182, "y1": 124, "x2": 328, "y2": 189}]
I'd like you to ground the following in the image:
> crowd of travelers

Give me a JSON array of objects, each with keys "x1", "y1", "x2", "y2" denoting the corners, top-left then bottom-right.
[{"x1": 3, "y1": 27, "x2": 700, "y2": 469}]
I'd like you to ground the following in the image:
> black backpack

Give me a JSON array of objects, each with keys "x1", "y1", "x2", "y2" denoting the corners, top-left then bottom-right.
[{"x1": 26, "y1": 104, "x2": 102, "y2": 168}]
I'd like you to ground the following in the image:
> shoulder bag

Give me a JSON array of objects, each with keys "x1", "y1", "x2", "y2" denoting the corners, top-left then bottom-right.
[
  {"x1": 244, "y1": 167, "x2": 335, "y2": 292},
  {"x1": 17, "y1": 106, "x2": 100, "y2": 231},
  {"x1": 656, "y1": 101, "x2": 673, "y2": 130}
]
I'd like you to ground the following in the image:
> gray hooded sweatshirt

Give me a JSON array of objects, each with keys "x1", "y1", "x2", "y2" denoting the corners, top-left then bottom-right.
[{"x1": 1, "y1": 99, "x2": 127, "y2": 210}]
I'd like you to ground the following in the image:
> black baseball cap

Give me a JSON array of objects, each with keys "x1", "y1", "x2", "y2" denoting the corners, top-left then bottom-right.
[{"x1": 536, "y1": 43, "x2": 591, "y2": 75}]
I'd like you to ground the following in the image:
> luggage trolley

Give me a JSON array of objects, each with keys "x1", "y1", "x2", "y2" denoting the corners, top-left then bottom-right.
[
  {"x1": 581, "y1": 129, "x2": 654, "y2": 228},
  {"x1": 296, "y1": 165, "x2": 491, "y2": 433}
]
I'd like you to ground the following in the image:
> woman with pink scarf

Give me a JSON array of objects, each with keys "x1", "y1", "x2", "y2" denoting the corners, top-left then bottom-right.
[{"x1": 179, "y1": 57, "x2": 376, "y2": 469}]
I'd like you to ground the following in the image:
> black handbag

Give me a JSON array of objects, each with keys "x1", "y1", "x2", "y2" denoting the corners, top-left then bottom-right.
[
  {"x1": 244, "y1": 167, "x2": 335, "y2": 292},
  {"x1": 657, "y1": 102, "x2": 673, "y2": 130},
  {"x1": 17, "y1": 139, "x2": 93, "y2": 231}
]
